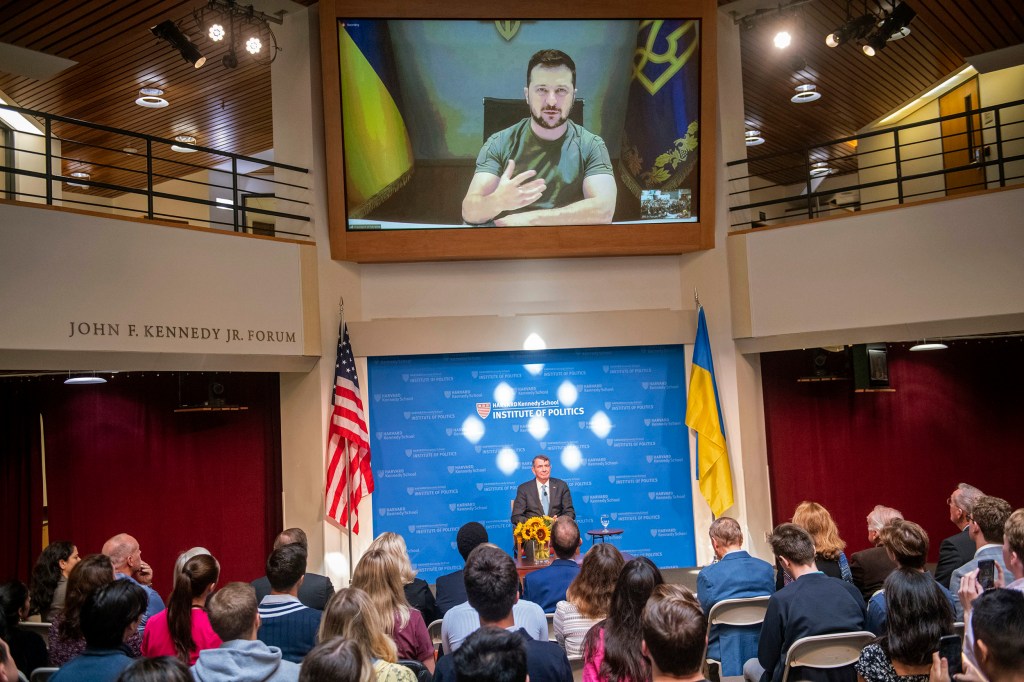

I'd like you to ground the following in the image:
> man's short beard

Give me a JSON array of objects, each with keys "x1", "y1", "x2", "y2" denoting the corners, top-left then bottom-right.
[{"x1": 532, "y1": 108, "x2": 569, "y2": 130}]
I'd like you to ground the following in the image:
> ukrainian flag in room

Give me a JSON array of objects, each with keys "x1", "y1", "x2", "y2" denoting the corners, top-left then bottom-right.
[
  {"x1": 685, "y1": 307, "x2": 735, "y2": 517},
  {"x1": 338, "y1": 20, "x2": 413, "y2": 218}
]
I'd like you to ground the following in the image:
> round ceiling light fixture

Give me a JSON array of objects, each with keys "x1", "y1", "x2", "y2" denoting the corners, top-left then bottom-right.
[
  {"x1": 135, "y1": 87, "x2": 168, "y2": 108},
  {"x1": 68, "y1": 171, "x2": 91, "y2": 188},
  {"x1": 246, "y1": 37, "x2": 263, "y2": 55},
  {"x1": 171, "y1": 134, "x2": 198, "y2": 153},
  {"x1": 773, "y1": 31, "x2": 792, "y2": 49},
  {"x1": 791, "y1": 83, "x2": 821, "y2": 103},
  {"x1": 209, "y1": 23, "x2": 225, "y2": 41},
  {"x1": 745, "y1": 130, "x2": 765, "y2": 146},
  {"x1": 810, "y1": 161, "x2": 833, "y2": 177},
  {"x1": 910, "y1": 339, "x2": 948, "y2": 351}
]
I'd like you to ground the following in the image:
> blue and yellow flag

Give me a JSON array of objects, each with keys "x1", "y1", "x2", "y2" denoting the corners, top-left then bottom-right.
[
  {"x1": 338, "y1": 20, "x2": 414, "y2": 218},
  {"x1": 619, "y1": 19, "x2": 700, "y2": 198},
  {"x1": 685, "y1": 307, "x2": 734, "y2": 517}
]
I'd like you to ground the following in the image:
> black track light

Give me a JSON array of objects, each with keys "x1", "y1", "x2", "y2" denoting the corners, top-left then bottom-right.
[
  {"x1": 861, "y1": 3, "x2": 916, "y2": 57},
  {"x1": 151, "y1": 20, "x2": 207, "y2": 68},
  {"x1": 825, "y1": 14, "x2": 875, "y2": 48}
]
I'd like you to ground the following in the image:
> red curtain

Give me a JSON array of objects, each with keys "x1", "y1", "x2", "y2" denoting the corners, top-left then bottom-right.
[
  {"x1": 1, "y1": 372, "x2": 282, "y2": 596},
  {"x1": 0, "y1": 382, "x2": 44, "y2": 582},
  {"x1": 762, "y1": 341, "x2": 1024, "y2": 561}
]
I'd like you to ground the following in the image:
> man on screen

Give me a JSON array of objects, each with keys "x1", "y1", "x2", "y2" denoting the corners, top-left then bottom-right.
[
  {"x1": 462, "y1": 49, "x2": 617, "y2": 227},
  {"x1": 511, "y1": 455, "x2": 575, "y2": 525}
]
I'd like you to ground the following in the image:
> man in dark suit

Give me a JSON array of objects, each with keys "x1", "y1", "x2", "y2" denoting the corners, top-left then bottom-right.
[
  {"x1": 697, "y1": 517, "x2": 775, "y2": 677},
  {"x1": 935, "y1": 483, "x2": 985, "y2": 588},
  {"x1": 435, "y1": 522, "x2": 489, "y2": 617},
  {"x1": 850, "y1": 505, "x2": 902, "y2": 601},
  {"x1": 744, "y1": 524, "x2": 865, "y2": 682},
  {"x1": 433, "y1": 544, "x2": 572, "y2": 682},
  {"x1": 522, "y1": 518, "x2": 582, "y2": 612},
  {"x1": 252, "y1": 528, "x2": 334, "y2": 611},
  {"x1": 511, "y1": 455, "x2": 574, "y2": 525}
]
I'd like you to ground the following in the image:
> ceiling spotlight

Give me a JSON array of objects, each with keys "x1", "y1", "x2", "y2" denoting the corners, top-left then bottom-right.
[
  {"x1": 151, "y1": 20, "x2": 206, "y2": 68},
  {"x1": 135, "y1": 87, "x2": 168, "y2": 108},
  {"x1": 123, "y1": 146, "x2": 139, "y2": 154},
  {"x1": 825, "y1": 14, "x2": 876, "y2": 48},
  {"x1": 171, "y1": 134, "x2": 198, "y2": 153},
  {"x1": 67, "y1": 171, "x2": 90, "y2": 188},
  {"x1": 245, "y1": 37, "x2": 262, "y2": 55},
  {"x1": 809, "y1": 162, "x2": 833, "y2": 177},
  {"x1": 773, "y1": 31, "x2": 792, "y2": 49},
  {"x1": 209, "y1": 23, "x2": 225, "y2": 41},
  {"x1": 791, "y1": 83, "x2": 821, "y2": 103},
  {"x1": 862, "y1": 2, "x2": 916, "y2": 56},
  {"x1": 745, "y1": 130, "x2": 765, "y2": 146},
  {"x1": 910, "y1": 339, "x2": 948, "y2": 351}
]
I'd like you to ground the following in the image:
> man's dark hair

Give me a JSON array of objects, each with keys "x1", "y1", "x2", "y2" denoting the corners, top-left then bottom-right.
[
  {"x1": 642, "y1": 584, "x2": 706, "y2": 676},
  {"x1": 0, "y1": 581, "x2": 28, "y2": 624},
  {"x1": 453, "y1": 626, "x2": 527, "y2": 682},
  {"x1": 81, "y1": 580, "x2": 148, "y2": 649},
  {"x1": 971, "y1": 588, "x2": 1024, "y2": 675},
  {"x1": 115, "y1": 656, "x2": 192, "y2": 682},
  {"x1": 526, "y1": 50, "x2": 576, "y2": 88},
  {"x1": 882, "y1": 568, "x2": 954, "y2": 666},
  {"x1": 208, "y1": 582, "x2": 258, "y2": 641},
  {"x1": 464, "y1": 545, "x2": 518, "y2": 622},
  {"x1": 275, "y1": 527, "x2": 309, "y2": 550},
  {"x1": 266, "y1": 543, "x2": 307, "y2": 592},
  {"x1": 972, "y1": 496, "x2": 1012, "y2": 544},
  {"x1": 769, "y1": 523, "x2": 816, "y2": 565},
  {"x1": 456, "y1": 522, "x2": 489, "y2": 562},
  {"x1": 552, "y1": 517, "x2": 580, "y2": 560}
]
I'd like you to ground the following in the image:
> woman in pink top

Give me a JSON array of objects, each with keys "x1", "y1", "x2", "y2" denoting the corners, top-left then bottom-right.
[{"x1": 142, "y1": 552, "x2": 221, "y2": 665}]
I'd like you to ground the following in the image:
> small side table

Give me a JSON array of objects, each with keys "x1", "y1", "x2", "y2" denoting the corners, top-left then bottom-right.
[{"x1": 586, "y1": 528, "x2": 624, "y2": 545}]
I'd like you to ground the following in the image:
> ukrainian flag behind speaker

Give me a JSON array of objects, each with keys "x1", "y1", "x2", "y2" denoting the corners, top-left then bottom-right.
[
  {"x1": 339, "y1": 20, "x2": 414, "y2": 219},
  {"x1": 685, "y1": 307, "x2": 735, "y2": 517}
]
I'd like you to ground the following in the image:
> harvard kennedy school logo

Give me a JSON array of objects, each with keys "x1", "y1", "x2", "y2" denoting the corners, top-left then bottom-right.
[{"x1": 476, "y1": 402, "x2": 491, "y2": 419}]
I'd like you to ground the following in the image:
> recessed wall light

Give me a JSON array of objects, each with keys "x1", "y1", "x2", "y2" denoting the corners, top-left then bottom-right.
[
  {"x1": 171, "y1": 135, "x2": 198, "y2": 153},
  {"x1": 135, "y1": 87, "x2": 169, "y2": 108},
  {"x1": 791, "y1": 83, "x2": 821, "y2": 103},
  {"x1": 745, "y1": 130, "x2": 765, "y2": 146}
]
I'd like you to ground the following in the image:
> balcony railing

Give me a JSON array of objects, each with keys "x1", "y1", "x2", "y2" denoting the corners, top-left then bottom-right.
[
  {"x1": 727, "y1": 98, "x2": 1024, "y2": 231},
  {"x1": 0, "y1": 103, "x2": 311, "y2": 240}
]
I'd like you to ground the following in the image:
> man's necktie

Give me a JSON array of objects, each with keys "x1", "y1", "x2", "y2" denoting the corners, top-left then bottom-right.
[{"x1": 542, "y1": 484, "x2": 549, "y2": 515}]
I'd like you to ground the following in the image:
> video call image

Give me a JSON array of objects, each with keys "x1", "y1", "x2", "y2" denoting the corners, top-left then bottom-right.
[{"x1": 338, "y1": 18, "x2": 701, "y2": 230}]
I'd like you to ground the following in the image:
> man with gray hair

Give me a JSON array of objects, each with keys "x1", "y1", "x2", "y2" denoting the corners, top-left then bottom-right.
[
  {"x1": 850, "y1": 505, "x2": 902, "y2": 601},
  {"x1": 101, "y1": 533, "x2": 165, "y2": 633},
  {"x1": 935, "y1": 483, "x2": 985, "y2": 588}
]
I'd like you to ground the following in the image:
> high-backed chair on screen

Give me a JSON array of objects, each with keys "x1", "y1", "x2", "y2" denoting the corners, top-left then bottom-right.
[
  {"x1": 703, "y1": 595, "x2": 771, "y2": 681},
  {"x1": 779, "y1": 631, "x2": 876, "y2": 682},
  {"x1": 482, "y1": 98, "x2": 585, "y2": 141}
]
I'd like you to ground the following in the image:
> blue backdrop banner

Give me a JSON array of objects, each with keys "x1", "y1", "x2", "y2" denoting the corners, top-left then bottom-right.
[{"x1": 367, "y1": 345, "x2": 695, "y2": 583}]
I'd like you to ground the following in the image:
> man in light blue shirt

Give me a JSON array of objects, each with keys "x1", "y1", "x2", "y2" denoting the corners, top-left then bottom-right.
[{"x1": 102, "y1": 533, "x2": 165, "y2": 633}]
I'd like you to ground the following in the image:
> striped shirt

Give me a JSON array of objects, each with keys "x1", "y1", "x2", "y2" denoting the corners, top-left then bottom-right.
[{"x1": 257, "y1": 594, "x2": 322, "y2": 663}]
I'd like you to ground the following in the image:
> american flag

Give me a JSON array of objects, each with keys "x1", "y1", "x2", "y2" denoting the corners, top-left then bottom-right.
[{"x1": 325, "y1": 323, "x2": 374, "y2": 533}]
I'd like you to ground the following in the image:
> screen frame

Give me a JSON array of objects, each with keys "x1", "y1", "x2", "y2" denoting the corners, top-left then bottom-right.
[{"x1": 319, "y1": 0, "x2": 718, "y2": 263}]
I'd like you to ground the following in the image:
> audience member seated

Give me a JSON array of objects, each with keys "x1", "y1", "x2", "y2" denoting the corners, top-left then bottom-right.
[
  {"x1": 697, "y1": 517, "x2": 775, "y2": 677},
  {"x1": 934, "y1": 483, "x2": 985, "y2": 589},
  {"x1": 0, "y1": 637, "x2": 18, "y2": 682},
  {"x1": 642, "y1": 584, "x2": 709, "y2": 682},
  {"x1": 434, "y1": 545, "x2": 572, "y2": 682},
  {"x1": 50, "y1": 579, "x2": 148, "y2": 682},
  {"x1": 115, "y1": 655, "x2": 191, "y2": 682},
  {"x1": 49, "y1": 554, "x2": 143, "y2": 666},
  {"x1": 192, "y1": 581, "x2": 300, "y2": 682},
  {"x1": 553, "y1": 543, "x2": 624, "y2": 657},
  {"x1": 962, "y1": 589, "x2": 1024, "y2": 682},
  {"x1": 257, "y1": 544, "x2": 322, "y2": 664},
  {"x1": 253, "y1": 529, "x2": 335, "y2": 611},
  {"x1": 368, "y1": 531, "x2": 439, "y2": 624},
  {"x1": 299, "y1": 637, "x2": 373, "y2": 682},
  {"x1": 776, "y1": 501, "x2": 852, "y2": 588},
  {"x1": 318, "y1": 588, "x2": 414, "y2": 682},
  {"x1": 453, "y1": 627, "x2": 529, "y2": 682},
  {"x1": 29, "y1": 541, "x2": 80, "y2": 621},
  {"x1": 850, "y1": 506, "x2": 902, "y2": 602},
  {"x1": 949, "y1": 495, "x2": 1012, "y2": 616},
  {"x1": 866, "y1": 520, "x2": 955, "y2": 635},
  {"x1": 523, "y1": 518, "x2": 582, "y2": 613},
  {"x1": 351, "y1": 547, "x2": 434, "y2": 674},
  {"x1": 582, "y1": 556, "x2": 665, "y2": 682},
  {"x1": 441, "y1": 544, "x2": 547, "y2": 654},
  {"x1": 743, "y1": 523, "x2": 865, "y2": 682},
  {"x1": 854, "y1": 568, "x2": 954, "y2": 682},
  {"x1": 102, "y1": 533, "x2": 165, "y2": 633},
  {"x1": 435, "y1": 522, "x2": 489, "y2": 618},
  {"x1": 142, "y1": 551, "x2": 222, "y2": 664},
  {"x1": 0, "y1": 581, "x2": 49, "y2": 677}
]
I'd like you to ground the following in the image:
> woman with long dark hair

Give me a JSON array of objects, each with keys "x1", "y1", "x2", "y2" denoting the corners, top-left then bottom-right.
[
  {"x1": 582, "y1": 556, "x2": 664, "y2": 682},
  {"x1": 554, "y1": 543, "x2": 625, "y2": 657},
  {"x1": 141, "y1": 552, "x2": 221, "y2": 664},
  {"x1": 29, "y1": 541, "x2": 80, "y2": 620},
  {"x1": 855, "y1": 568, "x2": 955, "y2": 682}
]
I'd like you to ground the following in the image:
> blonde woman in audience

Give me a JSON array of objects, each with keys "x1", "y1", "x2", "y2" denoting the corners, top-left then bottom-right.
[
  {"x1": 351, "y1": 548, "x2": 435, "y2": 673},
  {"x1": 554, "y1": 543, "x2": 624, "y2": 657},
  {"x1": 776, "y1": 500, "x2": 852, "y2": 588},
  {"x1": 368, "y1": 531, "x2": 439, "y2": 624},
  {"x1": 318, "y1": 588, "x2": 415, "y2": 682}
]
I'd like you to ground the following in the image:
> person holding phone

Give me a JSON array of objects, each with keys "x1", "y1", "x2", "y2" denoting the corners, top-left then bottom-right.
[
  {"x1": 949, "y1": 495, "x2": 1012, "y2": 618},
  {"x1": 930, "y1": 589, "x2": 1024, "y2": 682}
]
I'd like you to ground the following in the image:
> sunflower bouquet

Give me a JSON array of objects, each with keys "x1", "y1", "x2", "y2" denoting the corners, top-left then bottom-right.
[{"x1": 514, "y1": 515, "x2": 553, "y2": 560}]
